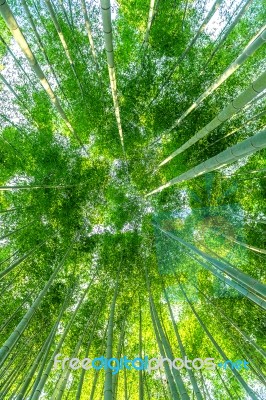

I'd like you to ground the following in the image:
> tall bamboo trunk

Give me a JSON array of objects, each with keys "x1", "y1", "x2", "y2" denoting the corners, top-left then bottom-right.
[
  {"x1": 192, "y1": 282, "x2": 266, "y2": 358},
  {"x1": 143, "y1": 0, "x2": 158, "y2": 46},
  {"x1": 44, "y1": 0, "x2": 84, "y2": 97},
  {"x1": 52, "y1": 327, "x2": 88, "y2": 399},
  {"x1": 80, "y1": 0, "x2": 97, "y2": 63},
  {"x1": 112, "y1": 313, "x2": 126, "y2": 399},
  {"x1": 163, "y1": 286, "x2": 203, "y2": 399},
  {"x1": 144, "y1": 266, "x2": 182, "y2": 399},
  {"x1": 30, "y1": 276, "x2": 97, "y2": 400},
  {"x1": 218, "y1": 232, "x2": 266, "y2": 255},
  {"x1": 206, "y1": 0, "x2": 253, "y2": 64},
  {"x1": 147, "y1": 128, "x2": 266, "y2": 196},
  {"x1": 162, "y1": 25, "x2": 266, "y2": 134},
  {"x1": 179, "y1": 283, "x2": 259, "y2": 400},
  {"x1": 21, "y1": 0, "x2": 69, "y2": 105},
  {"x1": 155, "y1": 225, "x2": 266, "y2": 299},
  {"x1": 0, "y1": 0, "x2": 87, "y2": 150},
  {"x1": 0, "y1": 232, "x2": 57, "y2": 279},
  {"x1": 150, "y1": 294, "x2": 189, "y2": 399},
  {"x1": 75, "y1": 312, "x2": 101, "y2": 400},
  {"x1": 0, "y1": 249, "x2": 19, "y2": 267},
  {"x1": 0, "y1": 220, "x2": 33, "y2": 241},
  {"x1": 104, "y1": 276, "x2": 119, "y2": 400},
  {"x1": 0, "y1": 240, "x2": 75, "y2": 368},
  {"x1": 162, "y1": 0, "x2": 223, "y2": 85},
  {"x1": 0, "y1": 291, "x2": 34, "y2": 333},
  {"x1": 190, "y1": 249, "x2": 266, "y2": 308},
  {"x1": 0, "y1": 34, "x2": 33, "y2": 83},
  {"x1": 0, "y1": 184, "x2": 81, "y2": 191},
  {"x1": 100, "y1": 0, "x2": 125, "y2": 153},
  {"x1": 159, "y1": 71, "x2": 266, "y2": 166},
  {"x1": 215, "y1": 364, "x2": 236, "y2": 399},
  {"x1": 149, "y1": 300, "x2": 180, "y2": 399},
  {"x1": 0, "y1": 73, "x2": 30, "y2": 114},
  {"x1": 15, "y1": 286, "x2": 72, "y2": 399},
  {"x1": 139, "y1": 302, "x2": 144, "y2": 400}
]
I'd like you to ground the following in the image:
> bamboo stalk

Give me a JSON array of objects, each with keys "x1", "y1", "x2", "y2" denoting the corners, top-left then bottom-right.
[
  {"x1": 162, "y1": 25, "x2": 266, "y2": 135},
  {"x1": 0, "y1": 0, "x2": 86, "y2": 150},
  {"x1": 159, "y1": 71, "x2": 266, "y2": 166},
  {"x1": 179, "y1": 283, "x2": 259, "y2": 400},
  {"x1": 100, "y1": 0, "x2": 125, "y2": 154},
  {"x1": 0, "y1": 239, "x2": 74, "y2": 367},
  {"x1": 147, "y1": 128, "x2": 266, "y2": 196}
]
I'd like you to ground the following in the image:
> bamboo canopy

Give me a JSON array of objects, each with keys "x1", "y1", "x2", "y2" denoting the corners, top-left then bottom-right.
[{"x1": 0, "y1": 1, "x2": 265, "y2": 399}]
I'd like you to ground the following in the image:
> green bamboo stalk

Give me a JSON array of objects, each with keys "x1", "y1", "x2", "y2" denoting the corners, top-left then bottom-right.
[
  {"x1": 104, "y1": 276, "x2": 119, "y2": 400},
  {"x1": 112, "y1": 313, "x2": 126, "y2": 400},
  {"x1": 0, "y1": 220, "x2": 33, "y2": 241},
  {"x1": 80, "y1": 0, "x2": 97, "y2": 62},
  {"x1": 163, "y1": 286, "x2": 203, "y2": 400},
  {"x1": 75, "y1": 315, "x2": 101, "y2": 400},
  {"x1": 217, "y1": 232, "x2": 266, "y2": 255},
  {"x1": 143, "y1": 0, "x2": 158, "y2": 46},
  {"x1": 0, "y1": 0, "x2": 86, "y2": 149},
  {"x1": 144, "y1": 371, "x2": 152, "y2": 400},
  {"x1": 30, "y1": 276, "x2": 96, "y2": 400},
  {"x1": 0, "y1": 184, "x2": 81, "y2": 191},
  {"x1": 56, "y1": 303, "x2": 103, "y2": 400},
  {"x1": 197, "y1": 110, "x2": 266, "y2": 155},
  {"x1": 199, "y1": 370, "x2": 212, "y2": 400},
  {"x1": 52, "y1": 330, "x2": 86, "y2": 399},
  {"x1": 159, "y1": 72, "x2": 266, "y2": 166},
  {"x1": 100, "y1": 0, "x2": 125, "y2": 153},
  {"x1": 89, "y1": 323, "x2": 108, "y2": 400},
  {"x1": 206, "y1": 0, "x2": 253, "y2": 65},
  {"x1": 0, "y1": 240, "x2": 74, "y2": 367},
  {"x1": 139, "y1": 302, "x2": 144, "y2": 400},
  {"x1": 149, "y1": 298, "x2": 180, "y2": 399},
  {"x1": 0, "y1": 338, "x2": 29, "y2": 380},
  {"x1": 0, "y1": 232, "x2": 57, "y2": 279},
  {"x1": 21, "y1": 0, "x2": 69, "y2": 105},
  {"x1": 0, "y1": 207, "x2": 32, "y2": 214},
  {"x1": 16, "y1": 287, "x2": 72, "y2": 400},
  {"x1": 0, "y1": 291, "x2": 34, "y2": 333},
  {"x1": 0, "y1": 249, "x2": 19, "y2": 266},
  {"x1": 162, "y1": 25, "x2": 266, "y2": 135},
  {"x1": 57, "y1": 0, "x2": 84, "y2": 63},
  {"x1": 0, "y1": 361, "x2": 27, "y2": 398},
  {"x1": 67, "y1": 0, "x2": 74, "y2": 27},
  {"x1": 0, "y1": 34, "x2": 33, "y2": 83},
  {"x1": 191, "y1": 250, "x2": 266, "y2": 308},
  {"x1": 0, "y1": 72, "x2": 29, "y2": 112},
  {"x1": 150, "y1": 294, "x2": 190, "y2": 399},
  {"x1": 215, "y1": 364, "x2": 236, "y2": 399},
  {"x1": 192, "y1": 283, "x2": 266, "y2": 358},
  {"x1": 145, "y1": 266, "x2": 182, "y2": 399},
  {"x1": 147, "y1": 129, "x2": 266, "y2": 196},
  {"x1": 124, "y1": 360, "x2": 128, "y2": 400},
  {"x1": 179, "y1": 283, "x2": 259, "y2": 400},
  {"x1": 44, "y1": 0, "x2": 84, "y2": 97},
  {"x1": 156, "y1": 225, "x2": 266, "y2": 299},
  {"x1": 162, "y1": 0, "x2": 223, "y2": 83}
]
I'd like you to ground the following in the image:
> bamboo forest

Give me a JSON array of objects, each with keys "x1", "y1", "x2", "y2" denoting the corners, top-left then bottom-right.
[{"x1": 0, "y1": 0, "x2": 266, "y2": 398}]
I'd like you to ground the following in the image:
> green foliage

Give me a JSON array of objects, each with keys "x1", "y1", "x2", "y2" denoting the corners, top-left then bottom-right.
[{"x1": 0, "y1": 0, "x2": 265, "y2": 399}]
